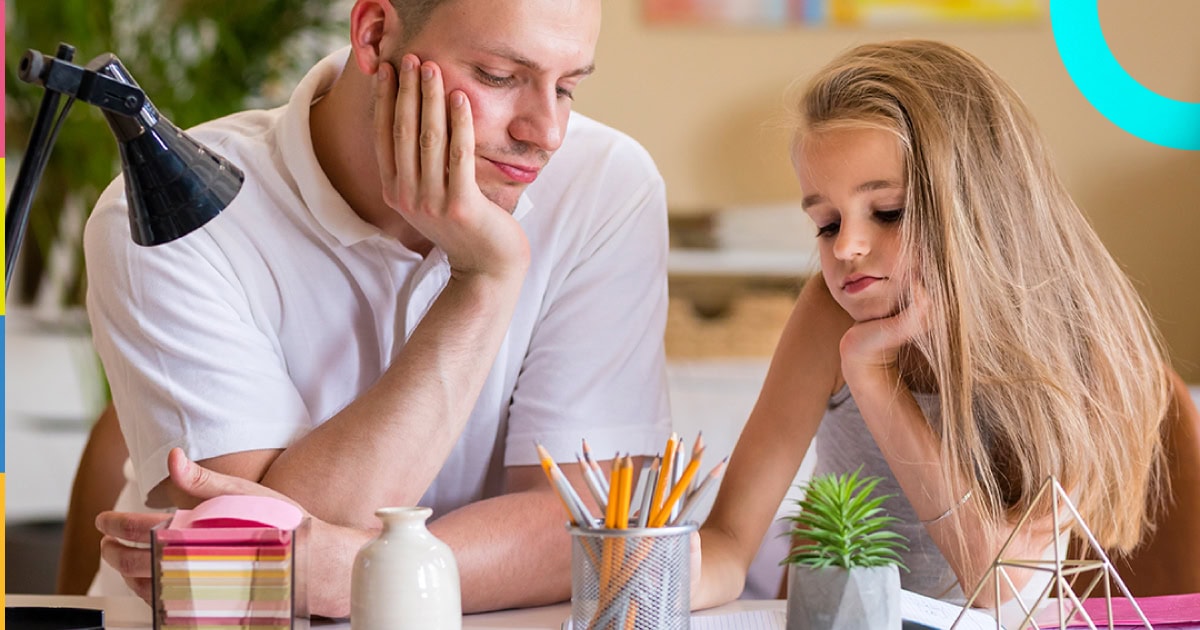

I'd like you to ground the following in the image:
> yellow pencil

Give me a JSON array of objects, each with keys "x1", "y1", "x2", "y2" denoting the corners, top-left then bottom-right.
[
  {"x1": 604, "y1": 456, "x2": 621, "y2": 529},
  {"x1": 649, "y1": 433, "x2": 678, "y2": 526},
  {"x1": 651, "y1": 448, "x2": 704, "y2": 527},
  {"x1": 597, "y1": 455, "x2": 623, "y2": 627},
  {"x1": 617, "y1": 455, "x2": 633, "y2": 529},
  {"x1": 689, "y1": 432, "x2": 705, "y2": 496},
  {"x1": 624, "y1": 598, "x2": 639, "y2": 630},
  {"x1": 535, "y1": 443, "x2": 579, "y2": 525}
]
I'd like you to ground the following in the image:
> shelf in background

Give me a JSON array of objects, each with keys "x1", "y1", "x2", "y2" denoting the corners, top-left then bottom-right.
[{"x1": 669, "y1": 247, "x2": 814, "y2": 279}]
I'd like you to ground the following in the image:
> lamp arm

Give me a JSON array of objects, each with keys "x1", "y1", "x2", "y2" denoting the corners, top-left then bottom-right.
[
  {"x1": 19, "y1": 48, "x2": 145, "y2": 117},
  {"x1": 4, "y1": 44, "x2": 148, "y2": 297},
  {"x1": 5, "y1": 42, "x2": 242, "y2": 292},
  {"x1": 5, "y1": 46, "x2": 74, "y2": 295}
]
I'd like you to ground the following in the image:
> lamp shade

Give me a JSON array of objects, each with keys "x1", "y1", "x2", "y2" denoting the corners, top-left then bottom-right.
[
  {"x1": 118, "y1": 117, "x2": 243, "y2": 246},
  {"x1": 87, "y1": 52, "x2": 243, "y2": 246},
  {"x1": 6, "y1": 43, "x2": 245, "y2": 293}
]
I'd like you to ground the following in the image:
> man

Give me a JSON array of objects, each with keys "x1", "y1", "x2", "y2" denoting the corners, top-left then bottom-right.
[{"x1": 85, "y1": 0, "x2": 669, "y2": 616}]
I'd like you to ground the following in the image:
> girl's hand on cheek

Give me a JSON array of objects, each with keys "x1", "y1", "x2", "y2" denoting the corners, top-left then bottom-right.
[{"x1": 839, "y1": 284, "x2": 931, "y2": 386}]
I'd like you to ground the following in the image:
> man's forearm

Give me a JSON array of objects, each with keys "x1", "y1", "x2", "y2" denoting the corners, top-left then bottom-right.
[
  {"x1": 429, "y1": 487, "x2": 573, "y2": 613},
  {"x1": 260, "y1": 272, "x2": 526, "y2": 529},
  {"x1": 306, "y1": 487, "x2": 570, "y2": 618}
]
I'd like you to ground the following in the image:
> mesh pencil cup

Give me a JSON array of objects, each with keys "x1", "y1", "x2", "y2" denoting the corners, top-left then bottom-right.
[{"x1": 569, "y1": 523, "x2": 696, "y2": 630}]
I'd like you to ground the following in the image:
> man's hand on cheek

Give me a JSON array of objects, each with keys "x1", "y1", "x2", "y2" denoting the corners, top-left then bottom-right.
[{"x1": 374, "y1": 55, "x2": 530, "y2": 284}]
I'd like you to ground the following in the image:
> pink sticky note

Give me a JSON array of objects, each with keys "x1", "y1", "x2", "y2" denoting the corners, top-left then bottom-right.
[{"x1": 169, "y1": 495, "x2": 304, "y2": 531}]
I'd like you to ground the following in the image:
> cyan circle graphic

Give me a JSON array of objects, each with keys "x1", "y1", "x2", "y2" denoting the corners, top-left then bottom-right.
[{"x1": 1051, "y1": 0, "x2": 1200, "y2": 151}]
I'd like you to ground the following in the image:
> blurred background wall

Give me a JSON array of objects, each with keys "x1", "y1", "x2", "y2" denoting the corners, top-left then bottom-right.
[{"x1": 574, "y1": 0, "x2": 1200, "y2": 380}]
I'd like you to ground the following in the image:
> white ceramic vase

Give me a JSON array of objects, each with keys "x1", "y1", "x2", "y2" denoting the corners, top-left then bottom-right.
[
  {"x1": 786, "y1": 564, "x2": 900, "y2": 630},
  {"x1": 351, "y1": 506, "x2": 461, "y2": 630}
]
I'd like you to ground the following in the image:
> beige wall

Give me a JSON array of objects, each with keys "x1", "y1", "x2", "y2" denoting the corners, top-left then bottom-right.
[{"x1": 575, "y1": 0, "x2": 1200, "y2": 380}]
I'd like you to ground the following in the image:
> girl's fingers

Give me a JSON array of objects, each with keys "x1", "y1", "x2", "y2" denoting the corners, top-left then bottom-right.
[
  {"x1": 447, "y1": 90, "x2": 477, "y2": 203},
  {"x1": 418, "y1": 61, "x2": 448, "y2": 198},
  {"x1": 896, "y1": 284, "x2": 932, "y2": 340}
]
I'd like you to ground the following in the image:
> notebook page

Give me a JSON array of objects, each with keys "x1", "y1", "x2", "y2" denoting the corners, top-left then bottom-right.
[
  {"x1": 691, "y1": 610, "x2": 786, "y2": 629},
  {"x1": 561, "y1": 591, "x2": 1004, "y2": 630},
  {"x1": 902, "y1": 590, "x2": 1004, "y2": 630}
]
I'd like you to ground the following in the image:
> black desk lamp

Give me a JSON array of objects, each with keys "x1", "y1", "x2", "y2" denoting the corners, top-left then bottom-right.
[{"x1": 5, "y1": 43, "x2": 244, "y2": 295}]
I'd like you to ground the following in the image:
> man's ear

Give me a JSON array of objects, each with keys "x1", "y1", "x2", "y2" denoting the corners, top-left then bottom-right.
[{"x1": 349, "y1": 0, "x2": 400, "y2": 76}]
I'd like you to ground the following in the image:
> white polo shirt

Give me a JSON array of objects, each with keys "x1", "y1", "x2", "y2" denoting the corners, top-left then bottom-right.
[{"x1": 84, "y1": 47, "x2": 671, "y2": 519}]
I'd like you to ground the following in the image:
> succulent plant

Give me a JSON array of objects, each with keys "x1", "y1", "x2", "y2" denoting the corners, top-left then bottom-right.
[{"x1": 783, "y1": 467, "x2": 908, "y2": 570}]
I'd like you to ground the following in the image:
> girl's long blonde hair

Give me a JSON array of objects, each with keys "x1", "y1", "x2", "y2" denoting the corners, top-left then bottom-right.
[{"x1": 796, "y1": 40, "x2": 1170, "y2": 552}]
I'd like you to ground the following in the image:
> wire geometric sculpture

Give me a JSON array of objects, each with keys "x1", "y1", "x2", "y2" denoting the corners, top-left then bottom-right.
[{"x1": 951, "y1": 476, "x2": 1154, "y2": 630}]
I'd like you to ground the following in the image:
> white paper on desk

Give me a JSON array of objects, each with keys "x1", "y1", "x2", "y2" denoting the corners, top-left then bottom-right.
[
  {"x1": 691, "y1": 610, "x2": 787, "y2": 629},
  {"x1": 684, "y1": 592, "x2": 1001, "y2": 630},
  {"x1": 561, "y1": 590, "x2": 1002, "y2": 630},
  {"x1": 560, "y1": 612, "x2": 786, "y2": 630},
  {"x1": 902, "y1": 590, "x2": 1004, "y2": 630}
]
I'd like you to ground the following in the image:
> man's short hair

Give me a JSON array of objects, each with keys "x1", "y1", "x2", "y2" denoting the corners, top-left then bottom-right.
[{"x1": 392, "y1": 0, "x2": 452, "y2": 41}]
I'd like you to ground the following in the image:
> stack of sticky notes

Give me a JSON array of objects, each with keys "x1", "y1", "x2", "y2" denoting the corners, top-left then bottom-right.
[{"x1": 152, "y1": 495, "x2": 306, "y2": 630}]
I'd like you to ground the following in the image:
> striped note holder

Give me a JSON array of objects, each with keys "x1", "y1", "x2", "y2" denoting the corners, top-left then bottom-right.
[{"x1": 151, "y1": 495, "x2": 309, "y2": 630}]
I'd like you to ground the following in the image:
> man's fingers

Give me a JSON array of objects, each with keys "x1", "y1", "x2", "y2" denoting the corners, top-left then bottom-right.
[
  {"x1": 166, "y1": 446, "x2": 229, "y2": 507},
  {"x1": 418, "y1": 61, "x2": 448, "y2": 198},
  {"x1": 373, "y1": 61, "x2": 398, "y2": 197},
  {"x1": 164, "y1": 447, "x2": 298, "y2": 510},
  {"x1": 100, "y1": 534, "x2": 153, "y2": 579},
  {"x1": 97, "y1": 523, "x2": 156, "y2": 602},
  {"x1": 127, "y1": 578, "x2": 154, "y2": 602},
  {"x1": 98, "y1": 534, "x2": 153, "y2": 604},
  {"x1": 95, "y1": 510, "x2": 168, "y2": 544},
  {"x1": 164, "y1": 448, "x2": 307, "y2": 515},
  {"x1": 394, "y1": 55, "x2": 422, "y2": 203},
  {"x1": 447, "y1": 90, "x2": 477, "y2": 202}
]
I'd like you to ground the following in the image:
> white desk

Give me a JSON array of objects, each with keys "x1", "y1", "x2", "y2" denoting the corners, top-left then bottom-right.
[{"x1": 5, "y1": 594, "x2": 784, "y2": 629}]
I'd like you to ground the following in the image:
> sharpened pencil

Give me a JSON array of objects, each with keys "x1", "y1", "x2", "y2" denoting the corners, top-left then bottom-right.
[
  {"x1": 636, "y1": 457, "x2": 659, "y2": 528},
  {"x1": 672, "y1": 456, "x2": 728, "y2": 526},
  {"x1": 671, "y1": 441, "x2": 687, "y2": 522},
  {"x1": 536, "y1": 443, "x2": 591, "y2": 526},
  {"x1": 650, "y1": 433, "x2": 678, "y2": 527},
  {"x1": 688, "y1": 432, "x2": 705, "y2": 496},
  {"x1": 617, "y1": 455, "x2": 633, "y2": 529},
  {"x1": 577, "y1": 453, "x2": 608, "y2": 513},
  {"x1": 651, "y1": 447, "x2": 704, "y2": 528},
  {"x1": 582, "y1": 439, "x2": 610, "y2": 494},
  {"x1": 604, "y1": 456, "x2": 621, "y2": 529}
]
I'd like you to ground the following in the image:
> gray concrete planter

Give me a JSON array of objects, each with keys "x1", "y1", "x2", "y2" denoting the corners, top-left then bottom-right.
[{"x1": 786, "y1": 564, "x2": 900, "y2": 630}]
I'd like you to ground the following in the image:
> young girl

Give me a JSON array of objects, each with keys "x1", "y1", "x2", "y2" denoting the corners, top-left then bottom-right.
[{"x1": 694, "y1": 39, "x2": 1192, "y2": 612}]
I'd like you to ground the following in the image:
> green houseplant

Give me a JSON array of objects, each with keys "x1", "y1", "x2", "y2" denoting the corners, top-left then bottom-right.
[
  {"x1": 783, "y1": 468, "x2": 908, "y2": 630},
  {"x1": 5, "y1": 0, "x2": 345, "y2": 311}
]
